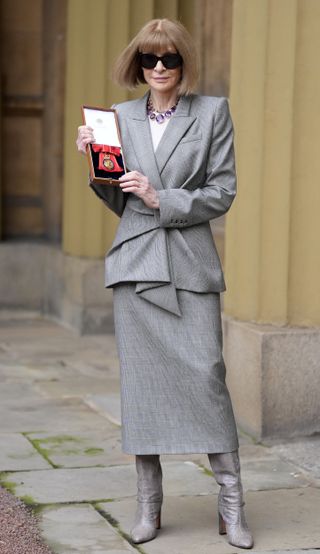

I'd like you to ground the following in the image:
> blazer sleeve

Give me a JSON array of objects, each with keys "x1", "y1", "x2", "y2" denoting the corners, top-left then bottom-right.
[
  {"x1": 157, "y1": 97, "x2": 237, "y2": 228},
  {"x1": 89, "y1": 180, "x2": 127, "y2": 217}
]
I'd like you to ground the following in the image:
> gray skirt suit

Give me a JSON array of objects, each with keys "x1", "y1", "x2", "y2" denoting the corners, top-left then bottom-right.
[{"x1": 90, "y1": 93, "x2": 239, "y2": 454}]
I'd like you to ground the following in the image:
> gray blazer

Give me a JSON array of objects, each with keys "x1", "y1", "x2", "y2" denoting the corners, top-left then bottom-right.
[{"x1": 90, "y1": 93, "x2": 236, "y2": 316}]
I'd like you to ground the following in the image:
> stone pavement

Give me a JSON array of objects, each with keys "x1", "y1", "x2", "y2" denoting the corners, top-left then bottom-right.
[{"x1": 0, "y1": 310, "x2": 319, "y2": 554}]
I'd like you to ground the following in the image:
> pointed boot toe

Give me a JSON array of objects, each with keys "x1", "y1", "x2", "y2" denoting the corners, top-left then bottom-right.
[
  {"x1": 130, "y1": 509, "x2": 161, "y2": 544},
  {"x1": 227, "y1": 526, "x2": 254, "y2": 549},
  {"x1": 131, "y1": 523, "x2": 158, "y2": 544},
  {"x1": 219, "y1": 511, "x2": 254, "y2": 549}
]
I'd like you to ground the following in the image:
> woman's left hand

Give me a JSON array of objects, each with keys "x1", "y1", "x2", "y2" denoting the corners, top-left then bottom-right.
[{"x1": 119, "y1": 171, "x2": 160, "y2": 209}]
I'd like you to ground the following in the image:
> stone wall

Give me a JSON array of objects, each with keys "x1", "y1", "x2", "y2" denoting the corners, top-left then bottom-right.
[{"x1": 0, "y1": 243, "x2": 113, "y2": 334}]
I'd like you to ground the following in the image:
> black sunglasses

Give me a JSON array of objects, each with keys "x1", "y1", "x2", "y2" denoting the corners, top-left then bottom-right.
[{"x1": 140, "y1": 52, "x2": 182, "y2": 69}]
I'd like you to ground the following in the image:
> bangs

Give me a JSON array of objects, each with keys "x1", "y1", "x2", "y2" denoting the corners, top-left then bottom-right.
[
  {"x1": 138, "y1": 31, "x2": 177, "y2": 55},
  {"x1": 112, "y1": 18, "x2": 199, "y2": 95}
]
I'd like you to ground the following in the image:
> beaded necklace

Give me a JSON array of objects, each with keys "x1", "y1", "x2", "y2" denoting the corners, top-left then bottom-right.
[{"x1": 147, "y1": 96, "x2": 179, "y2": 124}]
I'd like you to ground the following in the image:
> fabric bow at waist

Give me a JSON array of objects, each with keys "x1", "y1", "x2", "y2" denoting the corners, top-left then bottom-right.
[
  {"x1": 105, "y1": 223, "x2": 182, "y2": 317},
  {"x1": 92, "y1": 144, "x2": 122, "y2": 172}
]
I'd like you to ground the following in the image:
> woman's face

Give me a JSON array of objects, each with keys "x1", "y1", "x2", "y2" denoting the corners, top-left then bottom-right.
[{"x1": 141, "y1": 46, "x2": 182, "y2": 96}]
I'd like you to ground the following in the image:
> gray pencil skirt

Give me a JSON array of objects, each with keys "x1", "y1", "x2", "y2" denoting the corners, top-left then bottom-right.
[{"x1": 113, "y1": 283, "x2": 239, "y2": 455}]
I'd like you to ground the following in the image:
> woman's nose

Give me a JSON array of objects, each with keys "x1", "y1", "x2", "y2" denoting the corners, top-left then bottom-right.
[{"x1": 154, "y1": 60, "x2": 165, "y2": 72}]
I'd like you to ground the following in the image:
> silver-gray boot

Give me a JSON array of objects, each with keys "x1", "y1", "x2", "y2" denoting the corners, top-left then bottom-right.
[
  {"x1": 131, "y1": 455, "x2": 163, "y2": 544},
  {"x1": 208, "y1": 450, "x2": 253, "y2": 549}
]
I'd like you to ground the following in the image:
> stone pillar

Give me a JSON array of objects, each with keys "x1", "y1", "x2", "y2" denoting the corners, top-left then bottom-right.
[
  {"x1": 62, "y1": 0, "x2": 129, "y2": 258},
  {"x1": 224, "y1": 0, "x2": 320, "y2": 438},
  {"x1": 42, "y1": 0, "x2": 66, "y2": 242},
  {"x1": 195, "y1": 0, "x2": 233, "y2": 97}
]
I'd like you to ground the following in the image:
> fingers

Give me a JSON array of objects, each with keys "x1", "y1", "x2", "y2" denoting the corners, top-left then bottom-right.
[
  {"x1": 119, "y1": 171, "x2": 141, "y2": 182},
  {"x1": 119, "y1": 171, "x2": 146, "y2": 192},
  {"x1": 119, "y1": 171, "x2": 151, "y2": 191},
  {"x1": 77, "y1": 125, "x2": 95, "y2": 141},
  {"x1": 118, "y1": 172, "x2": 158, "y2": 208},
  {"x1": 119, "y1": 180, "x2": 150, "y2": 198},
  {"x1": 119, "y1": 181, "x2": 140, "y2": 192},
  {"x1": 76, "y1": 125, "x2": 95, "y2": 154}
]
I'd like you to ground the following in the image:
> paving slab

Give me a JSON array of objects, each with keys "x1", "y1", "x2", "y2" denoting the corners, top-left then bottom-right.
[
  {"x1": 0, "y1": 433, "x2": 51, "y2": 471},
  {"x1": 100, "y1": 487, "x2": 320, "y2": 553},
  {"x1": 0, "y1": 360, "x2": 80, "y2": 383},
  {"x1": 1, "y1": 461, "x2": 218, "y2": 504},
  {"x1": 26, "y1": 430, "x2": 131, "y2": 468},
  {"x1": 34, "y1": 376, "x2": 120, "y2": 400},
  {"x1": 1, "y1": 336, "x2": 83, "y2": 360},
  {"x1": 201, "y1": 456, "x2": 311, "y2": 491},
  {"x1": 61, "y1": 357, "x2": 119, "y2": 379},
  {"x1": 85, "y1": 393, "x2": 122, "y2": 426},
  {"x1": 39, "y1": 503, "x2": 135, "y2": 554},
  {"x1": 1, "y1": 334, "x2": 119, "y2": 372},
  {"x1": 0, "y1": 314, "x2": 71, "y2": 341},
  {"x1": 240, "y1": 458, "x2": 312, "y2": 490},
  {"x1": 238, "y1": 443, "x2": 276, "y2": 460},
  {"x1": 268, "y1": 435, "x2": 320, "y2": 481},
  {"x1": 0, "y1": 381, "x2": 45, "y2": 406},
  {"x1": 0, "y1": 358, "x2": 117, "y2": 383},
  {"x1": 0, "y1": 396, "x2": 109, "y2": 434},
  {"x1": 0, "y1": 466, "x2": 135, "y2": 504},
  {"x1": 161, "y1": 461, "x2": 219, "y2": 496}
]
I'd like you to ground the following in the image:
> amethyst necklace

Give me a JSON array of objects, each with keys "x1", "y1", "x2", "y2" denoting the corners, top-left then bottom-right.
[{"x1": 147, "y1": 96, "x2": 179, "y2": 124}]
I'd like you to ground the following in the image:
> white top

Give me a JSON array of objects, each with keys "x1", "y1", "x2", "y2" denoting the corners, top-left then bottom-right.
[{"x1": 149, "y1": 116, "x2": 170, "y2": 151}]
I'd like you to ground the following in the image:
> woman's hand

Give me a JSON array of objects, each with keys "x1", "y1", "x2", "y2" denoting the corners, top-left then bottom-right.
[
  {"x1": 119, "y1": 171, "x2": 160, "y2": 209},
  {"x1": 76, "y1": 125, "x2": 96, "y2": 154}
]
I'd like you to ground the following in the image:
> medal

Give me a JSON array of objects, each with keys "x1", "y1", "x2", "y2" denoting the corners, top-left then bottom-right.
[{"x1": 103, "y1": 154, "x2": 115, "y2": 170}]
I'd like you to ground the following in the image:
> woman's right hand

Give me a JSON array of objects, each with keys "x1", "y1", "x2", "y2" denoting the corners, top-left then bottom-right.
[{"x1": 76, "y1": 125, "x2": 95, "y2": 155}]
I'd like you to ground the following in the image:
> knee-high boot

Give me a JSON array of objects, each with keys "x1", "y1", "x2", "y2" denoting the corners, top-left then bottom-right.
[
  {"x1": 130, "y1": 454, "x2": 163, "y2": 544},
  {"x1": 208, "y1": 450, "x2": 253, "y2": 549}
]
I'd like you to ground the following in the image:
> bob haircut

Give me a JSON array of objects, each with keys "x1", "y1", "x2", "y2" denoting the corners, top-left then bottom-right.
[{"x1": 112, "y1": 19, "x2": 199, "y2": 96}]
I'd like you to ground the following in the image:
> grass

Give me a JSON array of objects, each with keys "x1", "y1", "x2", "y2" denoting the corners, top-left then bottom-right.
[
  {"x1": 0, "y1": 473, "x2": 17, "y2": 495},
  {"x1": 24, "y1": 434, "x2": 105, "y2": 464},
  {"x1": 84, "y1": 447, "x2": 104, "y2": 455}
]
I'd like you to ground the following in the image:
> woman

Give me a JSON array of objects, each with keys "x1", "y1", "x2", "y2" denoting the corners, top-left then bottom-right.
[{"x1": 77, "y1": 18, "x2": 253, "y2": 550}]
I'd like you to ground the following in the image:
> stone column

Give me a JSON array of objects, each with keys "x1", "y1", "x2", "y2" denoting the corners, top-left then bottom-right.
[
  {"x1": 62, "y1": 0, "x2": 130, "y2": 258},
  {"x1": 224, "y1": 0, "x2": 320, "y2": 438},
  {"x1": 42, "y1": 0, "x2": 66, "y2": 242}
]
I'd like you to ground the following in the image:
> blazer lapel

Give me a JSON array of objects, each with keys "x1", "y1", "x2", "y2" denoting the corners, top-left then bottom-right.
[
  {"x1": 155, "y1": 95, "x2": 196, "y2": 174},
  {"x1": 126, "y1": 93, "x2": 196, "y2": 185},
  {"x1": 126, "y1": 94, "x2": 164, "y2": 191}
]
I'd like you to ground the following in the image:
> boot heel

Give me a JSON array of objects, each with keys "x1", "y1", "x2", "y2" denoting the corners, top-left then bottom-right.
[
  {"x1": 219, "y1": 512, "x2": 226, "y2": 535},
  {"x1": 156, "y1": 510, "x2": 161, "y2": 529}
]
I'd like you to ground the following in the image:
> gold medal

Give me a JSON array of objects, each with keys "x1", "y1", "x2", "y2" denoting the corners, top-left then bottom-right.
[{"x1": 103, "y1": 154, "x2": 114, "y2": 170}]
